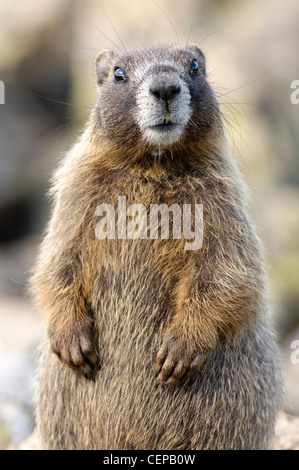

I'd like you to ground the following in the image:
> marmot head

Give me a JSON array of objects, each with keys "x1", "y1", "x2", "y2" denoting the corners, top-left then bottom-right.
[{"x1": 93, "y1": 44, "x2": 222, "y2": 168}]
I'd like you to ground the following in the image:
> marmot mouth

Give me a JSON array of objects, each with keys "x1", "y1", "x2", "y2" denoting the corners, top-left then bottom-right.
[
  {"x1": 149, "y1": 122, "x2": 178, "y2": 131},
  {"x1": 142, "y1": 121, "x2": 185, "y2": 147}
]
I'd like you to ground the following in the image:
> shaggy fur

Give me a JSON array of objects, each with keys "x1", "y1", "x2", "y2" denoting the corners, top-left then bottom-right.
[{"x1": 30, "y1": 44, "x2": 283, "y2": 450}]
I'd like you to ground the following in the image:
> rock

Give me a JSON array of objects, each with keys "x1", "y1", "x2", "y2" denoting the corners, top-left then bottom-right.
[
  {"x1": 0, "y1": 347, "x2": 37, "y2": 448},
  {"x1": 272, "y1": 412, "x2": 299, "y2": 450}
]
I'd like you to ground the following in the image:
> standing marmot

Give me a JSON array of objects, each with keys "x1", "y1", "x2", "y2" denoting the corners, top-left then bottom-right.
[{"x1": 30, "y1": 43, "x2": 283, "y2": 450}]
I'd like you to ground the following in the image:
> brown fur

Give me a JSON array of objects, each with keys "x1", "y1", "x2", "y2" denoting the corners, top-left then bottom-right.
[{"x1": 30, "y1": 44, "x2": 283, "y2": 449}]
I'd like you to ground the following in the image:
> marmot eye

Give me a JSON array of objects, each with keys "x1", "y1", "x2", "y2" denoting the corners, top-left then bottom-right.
[
  {"x1": 191, "y1": 59, "x2": 200, "y2": 75},
  {"x1": 114, "y1": 67, "x2": 126, "y2": 82}
]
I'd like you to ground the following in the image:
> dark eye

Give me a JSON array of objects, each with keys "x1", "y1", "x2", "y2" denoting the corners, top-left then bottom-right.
[
  {"x1": 191, "y1": 59, "x2": 200, "y2": 76},
  {"x1": 114, "y1": 67, "x2": 126, "y2": 82}
]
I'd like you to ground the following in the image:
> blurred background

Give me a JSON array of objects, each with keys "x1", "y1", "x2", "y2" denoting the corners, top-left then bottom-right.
[{"x1": 0, "y1": 0, "x2": 298, "y2": 449}]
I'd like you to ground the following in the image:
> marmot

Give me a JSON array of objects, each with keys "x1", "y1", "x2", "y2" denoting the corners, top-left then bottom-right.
[{"x1": 30, "y1": 43, "x2": 283, "y2": 450}]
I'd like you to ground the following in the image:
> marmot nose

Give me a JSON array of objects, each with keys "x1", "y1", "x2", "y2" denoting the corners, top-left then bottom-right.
[{"x1": 150, "y1": 85, "x2": 181, "y2": 102}]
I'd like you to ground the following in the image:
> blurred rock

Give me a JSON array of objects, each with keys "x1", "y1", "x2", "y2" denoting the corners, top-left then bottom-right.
[
  {"x1": 8, "y1": 431, "x2": 39, "y2": 450},
  {"x1": 280, "y1": 327, "x2": 299, "y2": 415},
  {"x1": 0, "y1": 346, "x2": 38, "y2": 448},
  {"x1": 0, "y1": 295, "x2": 42, "y2": 449},
  {"x1": 272, "y1": 412, "x2": 299, "y2": 450}
]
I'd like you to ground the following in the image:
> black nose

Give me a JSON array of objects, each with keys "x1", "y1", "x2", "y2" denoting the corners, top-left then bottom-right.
[{"x1": 150, "y1": 85, "x2": 181, "y2": 102}]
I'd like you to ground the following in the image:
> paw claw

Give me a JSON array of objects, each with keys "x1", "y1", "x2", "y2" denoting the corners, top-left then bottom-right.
[
  {"x1": 155, "y1": 329, "x2": 211, "y2": 386},
  {"x1": 49, "y1": 322, "x2": 99, "y2": 380}
]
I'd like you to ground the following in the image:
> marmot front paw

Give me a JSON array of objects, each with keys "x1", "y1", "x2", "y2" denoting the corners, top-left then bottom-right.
[
  {"x1": 155, "y1": 329, "x2": 212, "y2": 387},
  {"x1": 49, "y1": 321, "x2": 99, "y2": 381}
]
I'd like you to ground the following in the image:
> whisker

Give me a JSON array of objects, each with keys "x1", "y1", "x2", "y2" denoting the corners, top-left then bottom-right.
[
  {"x1": 98, "y1": 3, "x2": 126, "y2": 50},
  {"x1": 185, "y1": 17, "x2": 195, "y2": 46},
  {"x1": 218, "y1": 96, "x2": 252, "y2": 142},
  {"x1": 197, "y1": 23, "x2": 231, "y2": 46},
  {"x1": 95, "y1": 25, "x2": 123, "y2": 52},
  {"x1": 29, "y1": 91, "x2": 92, "y2": 110},
  {"x1": 217, "y1": 71, "x2": 268, "y2": 97},
  {"x1": 74, "y1": 47, "x2": 102, "y2": 52},
  {"x1": 188, "y1": 118, "x2": 199, "y2": 130},
  {"x1": 218, "y1": 96, "x2": 245, "y2": 121},
  {"x1": 163, "y1": 150, "x2": 171, "y2": 165},
  {"x1": 45, "y1": 114, "x2": 89, "y2": 140},
  {"x1": 152, "y1": 0, "x2": 180, "y2": 44},
  {"x1": 220, "y1": 112, "x2": 251, "y2": 169}
]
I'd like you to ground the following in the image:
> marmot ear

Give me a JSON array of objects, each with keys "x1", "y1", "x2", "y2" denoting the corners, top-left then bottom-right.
[
  {"x1": 95, "y1": 50, "x2": 115, "y2": 86},
  {"x1": 187, "y1": 44, "x2": 206, "y2": 75}
]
